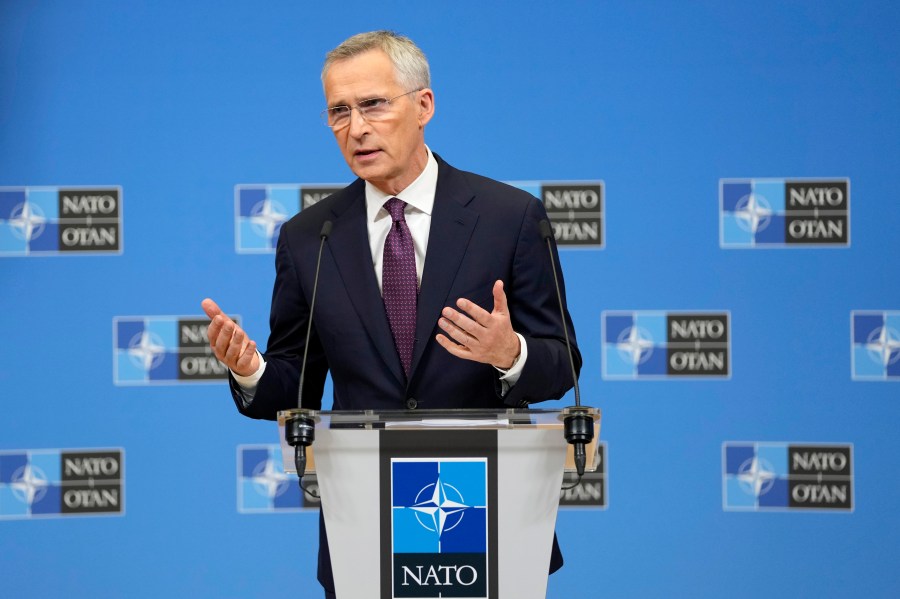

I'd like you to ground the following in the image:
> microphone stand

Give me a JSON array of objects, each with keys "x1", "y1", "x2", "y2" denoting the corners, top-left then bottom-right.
[
  {"x1": 539, "y1": 219, "x2": 595, "y2": 478},
  {"x1": 284, "y1": 220, "x2": 332, "y2": 492}
]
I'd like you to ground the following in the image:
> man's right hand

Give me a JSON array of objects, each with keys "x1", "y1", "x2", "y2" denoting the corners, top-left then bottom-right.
[{"x1": 201, "y1": 298, "x2": 260, "y2": 377}]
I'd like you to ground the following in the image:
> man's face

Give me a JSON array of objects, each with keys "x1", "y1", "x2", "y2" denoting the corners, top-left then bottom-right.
[{"x1": 323, "y1": 50, "x2": 434, "y2": 196}]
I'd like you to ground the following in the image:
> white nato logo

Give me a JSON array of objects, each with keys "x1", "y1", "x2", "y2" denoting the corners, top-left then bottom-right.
[
  {"x1": 736, "y1": 456, "x2": 776, "y2": 497},
  {"x1": 616, "y1": 326, "x2": 655, "y2": 365},
  {"x1": 734, "y1": 193, "x2": 773, "y2": 234},
  {"x1": 10, "y1": 463, "x2": 49, "y2": 506},
  {"x1": 251, "y1": 456, "x2": 291, "y2": 499},
  {"x1": 127, "y1": 331, "x2": 166, "y2": 371},
  {"x1": 249, "y1": 198, "x2": 288, "y2": 243},
  {"x1": 865, "y1": 326, "x2": 900, "y2": 367},
  {"x1": 8, "y1": 201, "x2": 47, "y2": 241},
  {"x1": 409, "y1": 477, "x2": 469, "y2": 535}
]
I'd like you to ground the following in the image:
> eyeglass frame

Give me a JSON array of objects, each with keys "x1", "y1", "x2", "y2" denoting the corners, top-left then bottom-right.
[{"x1": 320, "y1": 88, "x2": 424, "y2": 129}]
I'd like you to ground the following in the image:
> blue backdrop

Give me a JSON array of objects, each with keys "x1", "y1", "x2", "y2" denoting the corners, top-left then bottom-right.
[{"x1": 2, "y1": 1, "x2": 899, "y2": 597}]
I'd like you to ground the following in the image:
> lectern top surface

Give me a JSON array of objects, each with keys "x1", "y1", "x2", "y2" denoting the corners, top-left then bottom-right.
[{"x1": 276, "y1": 407, "x2": 600, "y2": 430}]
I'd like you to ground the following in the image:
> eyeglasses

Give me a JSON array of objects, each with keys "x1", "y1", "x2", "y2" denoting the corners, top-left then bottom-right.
[{"x1": 320, "y1": 89, "x2": 422, "y2": 129}]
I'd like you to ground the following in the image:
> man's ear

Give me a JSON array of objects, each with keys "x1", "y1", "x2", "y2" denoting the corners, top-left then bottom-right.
[{"x1": 417, "y1": 88, "x2": 435, "y2": 127}]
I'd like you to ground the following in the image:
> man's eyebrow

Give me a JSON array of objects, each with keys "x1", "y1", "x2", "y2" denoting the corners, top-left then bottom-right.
[{"x1": 329, "y1": 92, "x2": 389, "y2": 108}]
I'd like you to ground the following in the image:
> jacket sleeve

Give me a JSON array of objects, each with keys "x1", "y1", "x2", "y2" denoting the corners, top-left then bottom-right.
[{"x1": 501, "y1": 196, "x2": 581, "y2": 407}]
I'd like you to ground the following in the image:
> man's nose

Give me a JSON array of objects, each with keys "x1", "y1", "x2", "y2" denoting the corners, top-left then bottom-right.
[{"x1": 347, "y1": 108, "x2": 370, "y2": 137}]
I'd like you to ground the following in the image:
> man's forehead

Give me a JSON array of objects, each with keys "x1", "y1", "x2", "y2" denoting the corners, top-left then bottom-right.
[{"x1": 324, "y1": 50, "x2": 400, "y2": 102}]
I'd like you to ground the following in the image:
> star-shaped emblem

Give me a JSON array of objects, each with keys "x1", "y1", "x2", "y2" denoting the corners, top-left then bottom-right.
[
  {"x1": 251, "y1": 457, "x2": 291, "y2": 499},
  {"x1": 735, "y1": 194, "x2": 773, "y2": 234},
  {"x1": 8, "y1": 201, "x2": 47, "y2": 241},
  {"x1": 866, "y1": 326, "x2": 900, "y2": 367},
  {"x1": 127, "y1": 331, "x2": 166, "y2": 371},
  {"x1": 616, "y1": 326, "x2": 655, "y2": 365},
  {"x1": 10, "y1": 463, "x2": 49, "y2": 506},
  {"x1": 249, "y1": 199, "x2": 288, "y2": 243},
  {"x1": 737, "y1": 457, "x2": 776, "y2": 497},
  {"x1": 410, "y1": 478, "x2": 469, "y2": 536}
]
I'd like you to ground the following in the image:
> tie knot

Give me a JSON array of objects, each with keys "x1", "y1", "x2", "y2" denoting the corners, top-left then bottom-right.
[{"x1": 384, "y1": 197, "x2": 407, "y2": 222}]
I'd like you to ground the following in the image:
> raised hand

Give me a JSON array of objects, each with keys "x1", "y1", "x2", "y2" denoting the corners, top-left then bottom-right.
[
  {"x1": 435, "y1": 280, "x2": 520, "y2": 369},
  {"x1": 201, "y1": 298, "x2": 260, "y2": 377}
]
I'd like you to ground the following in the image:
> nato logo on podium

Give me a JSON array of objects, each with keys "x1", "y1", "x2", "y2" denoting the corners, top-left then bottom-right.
[{"x1": 391, "y1": 458, "x2": 488, "y2": 598}]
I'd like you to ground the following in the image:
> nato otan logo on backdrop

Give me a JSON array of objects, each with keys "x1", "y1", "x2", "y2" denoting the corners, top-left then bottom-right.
[
  {"x1": 851, "y1": 311, "x2": 900, "y2": 381},
  {"x1": 0, "y1": 187, "x2": 122, "y2": 256},
  {"x1": 722, "y1": 443, "x2": 853, "y2": 511},
  {"x1": 237, "y1": 445, "x2": 307, "y2": 513},
  {"x1": 602, "y1": 311, "x2": 731, "y2": 379},
  {"x1": 234, "y1": 184, "x2": 344, "y2": 253},
  {"x1": 0, "y1": 449, "x2": 124, "y2": 519},
  {"x1": 391, "y1": 458, "x2": 488, "y2": 597},
  {"x1": 559, "y1": 442, "x2": 607, "y2": 509},
  {"x1": 720, "y1": 179, "x2": 849, "y2": 248},
  {"x1": 113, "y1": 316, "x2": 239, "y2": 385},
  {"x1": 509, "y1": 181, "x2": 604, "y2": 248}
]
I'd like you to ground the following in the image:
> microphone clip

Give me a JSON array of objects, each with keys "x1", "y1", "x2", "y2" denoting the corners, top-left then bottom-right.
[
  {"x1": 563, "y1": 407, "x2": 594, "y2": 478},
  {"x1": 285, "y1": 413, "x2": 316, "y2": 481}
]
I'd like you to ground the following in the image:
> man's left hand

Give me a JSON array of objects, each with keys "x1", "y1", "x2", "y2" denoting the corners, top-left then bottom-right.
[{"x1": 436, "y1": 280, "x2": 520, "y2": 369}]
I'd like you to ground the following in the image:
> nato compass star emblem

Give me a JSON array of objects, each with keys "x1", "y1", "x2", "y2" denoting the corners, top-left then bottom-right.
[
  {"x1": 8, "y1": 201, "x2": 47, "y2": 241},
  {"x1": 734, "y1": 193, "x2": 773, "y2": 234},
  {"x1": 866, "y1": 326, "x2": 900, "y2": 367},
  {"x1": 409, "y1": 477, "x2": 470, "y2": 535},
  {"x1": 616, "y1": 325, "x2": 655, "y2": 365},
  {"x1": 10, "y1": 463, "x2": 49, "y2": 506},
  {"x1": 737, "y1": 456, "x2": 776, "y2": 497},
  {"x1": 249, "y1": 198, "x2": 288, "y2": 244},
  {"x1": 127, "y1": 331, "x2": 166, "y2": 371},
  {"x1": 251, "y1": 456, "x2": 291, "y2": 499}
]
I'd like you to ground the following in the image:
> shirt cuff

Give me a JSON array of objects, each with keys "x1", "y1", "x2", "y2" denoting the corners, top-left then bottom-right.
[
  {"x1": 495, "y1": 333, "x2": 527, "y2": 388},
  {"x1": 232, "y1": 351, "x2": 266, "y2": 398}
]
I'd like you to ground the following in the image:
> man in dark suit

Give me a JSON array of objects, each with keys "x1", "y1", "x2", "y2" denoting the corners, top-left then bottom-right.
[{"x1": 203, "y1": 30, "x2": 579, "y2": 598}]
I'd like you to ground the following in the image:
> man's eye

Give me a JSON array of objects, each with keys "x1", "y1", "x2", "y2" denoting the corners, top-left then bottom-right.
[
  {"x1": 359, "y1": 98, "x2": 388, "y2": 110},
  {"x1": 330, "y1": 106, "x2": 351, "y2": 116}
]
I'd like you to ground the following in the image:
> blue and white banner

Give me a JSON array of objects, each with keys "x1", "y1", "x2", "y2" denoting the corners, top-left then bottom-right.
[{"x1": 0, "y1": 449, "x2": 125, "y2": 520}]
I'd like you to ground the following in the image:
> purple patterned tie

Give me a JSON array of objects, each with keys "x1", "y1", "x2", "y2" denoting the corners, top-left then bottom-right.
[{"x1": 382, "y1": 198, "x2": 418, "y2": 376}]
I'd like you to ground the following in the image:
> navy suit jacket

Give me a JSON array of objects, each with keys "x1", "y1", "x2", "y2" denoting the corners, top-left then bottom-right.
[{"x1": 230, "y1": 155, "x2": 580, "y2": 591}]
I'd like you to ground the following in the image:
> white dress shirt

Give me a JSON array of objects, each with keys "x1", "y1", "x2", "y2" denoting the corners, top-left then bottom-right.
[{"x1": 234, "y1": 147, "x2": 526, "y2": 397}]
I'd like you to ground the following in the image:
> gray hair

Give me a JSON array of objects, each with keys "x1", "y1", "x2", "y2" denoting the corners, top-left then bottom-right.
[{"x1": 322, "y1": 30, "x2": 431, "y2": 91}]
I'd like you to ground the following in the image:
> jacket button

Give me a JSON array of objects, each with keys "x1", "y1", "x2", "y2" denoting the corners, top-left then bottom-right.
[{"x1": 406, "y1": 398, "x2": 418, "y2": 410}]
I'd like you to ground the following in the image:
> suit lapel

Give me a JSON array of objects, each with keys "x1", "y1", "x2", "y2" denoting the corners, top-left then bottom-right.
[
  {"x1": 410, "y1": 159, "x2": 478, "y2": 377},
  {"x1": 326, "y1": 181, "x2": 407, "y2": 387}
]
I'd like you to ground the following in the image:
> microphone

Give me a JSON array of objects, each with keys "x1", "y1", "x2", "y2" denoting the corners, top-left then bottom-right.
[
  {"x1": 285, "y1": 220, "x2": 332, "y2": 489},
  {"x1": 539, "y1": 219, "x2": 594, "y2": 477}
]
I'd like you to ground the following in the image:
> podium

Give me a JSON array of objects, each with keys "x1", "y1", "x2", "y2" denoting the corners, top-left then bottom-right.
[{"x1": 277, "y1": 407, "x2": 601, "y2": 599}]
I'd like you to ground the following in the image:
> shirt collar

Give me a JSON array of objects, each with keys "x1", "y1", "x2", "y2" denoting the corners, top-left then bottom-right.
[{"x1": 365, "y1": 146, "x2": 438, "y2": 222}]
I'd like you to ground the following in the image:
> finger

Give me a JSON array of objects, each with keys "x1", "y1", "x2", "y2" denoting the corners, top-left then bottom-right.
[
  {"x1": 206, "y1": 315, "x2": 228, "y2": 348},
  {"x1": 443, "y1": 305, "x2": 482, "y2": 334},
  {"x1": 223, "y1": 327, "x2": 248, "y2": 365},
  {"x1": 201, "y1": 298, "x2": 223, "y2": 320},
  {"x1": 213, "y1": 320, "x2": 238, "y2": 361},
  {"x1": 439, "y1": 316, "x2": 477, "y2": 347},
  {"x1": 455, "y1": 296, "x2": 492, "y2": 328},
  {"x1": 491, "y1": 280, "x2": 508, "y2": 315},
  {"x1": 436, "y1": 333, "x2": 471, "y2": 360},
  {"x1": 235, "y1": 341, "x2": 258, "y2": 372}
]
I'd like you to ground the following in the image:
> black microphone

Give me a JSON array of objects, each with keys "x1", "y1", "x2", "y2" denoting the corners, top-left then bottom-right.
[
  {"x1": 539, "y1": 219, "x2": 593, "y2": 477},
  {"x1": 285, "y1": 220, "x2": 332, "y2": 489}
]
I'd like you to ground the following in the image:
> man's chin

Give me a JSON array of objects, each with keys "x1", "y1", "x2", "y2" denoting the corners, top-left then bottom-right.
[{"x1": 348, "y1": 160, "x2": 389, "y2": 186}]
